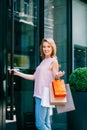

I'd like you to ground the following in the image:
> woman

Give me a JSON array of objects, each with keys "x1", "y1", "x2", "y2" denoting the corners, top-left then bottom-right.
[{"x1": 10, "y1": 38, "x2": 65, "y2": 130}]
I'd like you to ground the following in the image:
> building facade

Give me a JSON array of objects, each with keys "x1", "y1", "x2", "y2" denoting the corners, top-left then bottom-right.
[{"x1": 0, "y1": 0, "x2": 87, "y2": 130}]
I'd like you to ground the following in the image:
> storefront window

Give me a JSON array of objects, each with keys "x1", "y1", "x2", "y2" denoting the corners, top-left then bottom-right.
[
  {"x1": 44, "y1": 0, "x2": 67, "y2": 130},
  {"x1": 44, "y1": 0, "x2": 67, "y2": 77},
  {"x1": 8, "y1": 0, "x2": 37, "y2": 70},
  {"x1": 44, "y1": 0, "x2": 54, "y2": 38},
  {"x1": 72, "y1": 0, "x2": 87, "y2": 69}
]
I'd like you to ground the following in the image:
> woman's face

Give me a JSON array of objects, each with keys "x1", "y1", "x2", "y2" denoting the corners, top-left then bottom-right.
[{"x1": 42, "y1": 41, "x2": 52, "y2": 58}]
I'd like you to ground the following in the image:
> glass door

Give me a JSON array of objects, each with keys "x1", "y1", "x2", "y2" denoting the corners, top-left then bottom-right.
[
  {"x1": 0, "y1": 0, "x2": 44, "y2": 130},
  {"x1": 6, "y1": 0, "x2": 40, "y2": 130}
]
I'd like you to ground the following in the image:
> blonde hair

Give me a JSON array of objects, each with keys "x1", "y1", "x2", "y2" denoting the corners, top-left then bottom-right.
[{"x1": 40, "y1": 38, "x2": 57, "y2": 58}]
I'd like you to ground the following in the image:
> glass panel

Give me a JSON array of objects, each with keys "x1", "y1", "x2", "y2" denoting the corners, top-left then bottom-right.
[
  {"x1": 44, "y1": 0, "x2": 67, "y2": 130},
  {"x1": 74, "y1": 46, "x2": 87, "y2": 69},
  {"x1": 8, "y1": 0, "x2": 36, "y2": 70},
  {"x1": 44, "y1": 0, "x2": 54, "y2": 38},
  {"x1": 72, "y1": 0, "x2": 87, "y2": 69},
  {"x1": 7, "y1": 0, "x2": 38, "y2": 129}
]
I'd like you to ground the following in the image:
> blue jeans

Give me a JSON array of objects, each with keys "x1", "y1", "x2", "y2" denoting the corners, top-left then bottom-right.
[{"x1": 35, "y1": 97, "x2": 51, "y2": 130}]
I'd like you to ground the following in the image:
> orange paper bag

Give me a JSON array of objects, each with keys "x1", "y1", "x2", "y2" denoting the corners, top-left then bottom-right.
[{"x1": 52, "y1": 79, "x2": 67, "y2": 97}]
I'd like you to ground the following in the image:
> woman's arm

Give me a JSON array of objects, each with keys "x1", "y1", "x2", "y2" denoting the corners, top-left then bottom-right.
[
  {"x1": 10, "y1": 69, "x2": 35, "y2": 80},
  {"x1": 51, "y1": 61, "x2": 65, "y2": 79}
]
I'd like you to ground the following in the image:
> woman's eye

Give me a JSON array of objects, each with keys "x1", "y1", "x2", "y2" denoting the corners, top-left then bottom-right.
[
  {"x1": 43, "y1": 45, "x2": 51, "y2": 48},
  {"x1": 43, "y1": 46, "x2": 46, "y2": 48}
]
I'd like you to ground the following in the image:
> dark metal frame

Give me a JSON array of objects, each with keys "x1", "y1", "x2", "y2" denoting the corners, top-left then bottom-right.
[
  {"x1": 67, "y1": 0, "x2": 72, "y2": 81},
  {"x1": 34, "y1": 0, "x2": 44, "y2": 66},
  {"x1": 10, "y1": 0, "x2": 15, "y2": 120}
]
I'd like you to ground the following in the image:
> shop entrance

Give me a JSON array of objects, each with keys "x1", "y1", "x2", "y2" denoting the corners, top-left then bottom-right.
[{"x1": 0, "y1": 0, "x2": 43, "y2": 130}]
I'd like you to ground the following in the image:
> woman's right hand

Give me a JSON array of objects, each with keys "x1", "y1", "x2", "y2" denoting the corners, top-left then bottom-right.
[
  {"x1": 9, "y1": 69, "x2": 18, "y2": 75},
  {"x1": 9, "y1": 69, "x2": 35, "y2": 80},
  {"x1": 55, "y1": 71, "x2": 65, "y2": 79}
]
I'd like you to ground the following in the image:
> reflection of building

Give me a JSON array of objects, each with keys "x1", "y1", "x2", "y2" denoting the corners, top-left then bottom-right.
[
  {"x1": 0, "y1": 0, "x2": 87, "y2": 130},
  {"x1": 73, "y1": 0, "x2": 87, "y2": 69}
]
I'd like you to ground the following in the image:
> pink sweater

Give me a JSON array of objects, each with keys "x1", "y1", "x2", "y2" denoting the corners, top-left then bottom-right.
[{"x1": 33, "y1": 57, "x2": 57, "y2": 99}]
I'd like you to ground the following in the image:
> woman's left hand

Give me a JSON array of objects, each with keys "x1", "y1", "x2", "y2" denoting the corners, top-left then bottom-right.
[{"x1": 55, "y1": 71, "x2": 65, "y2": 79}]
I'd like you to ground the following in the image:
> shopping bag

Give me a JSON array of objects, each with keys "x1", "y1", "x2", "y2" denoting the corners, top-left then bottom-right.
[
  {"x1": 52, "y1": 79, "x2": 67, "y2": 97},
  {"x1": 56, "y1": 84, "x2": 75, "y2": 114},
  {"x1": 49, "y1": 84, "x2": 67, "y2": 106},
  {"x1": 41, "y1": 87, "x2": 50, "y2": 107}
]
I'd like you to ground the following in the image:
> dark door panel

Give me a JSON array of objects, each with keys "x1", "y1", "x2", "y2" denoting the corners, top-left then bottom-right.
[{"x1": 0, "y1": 0, "x2": 8, "y2": 130}]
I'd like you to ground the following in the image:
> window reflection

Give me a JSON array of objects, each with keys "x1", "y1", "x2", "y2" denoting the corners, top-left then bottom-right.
[
  {"x1": 44, "y1": 0, "x2": 54, "y2": 38},
  {"x1": 8, "y1": 0, "x2": 38, "y2": 69},
  {"x1": 14, "y1": 0, "x2": 34, "y2": 25},
  {"x1": 73, "y1": 0, "x2": 87, "y2": 69},
  {"x1": 74, "y1": 46, "x2": 87, "y2": 69}
]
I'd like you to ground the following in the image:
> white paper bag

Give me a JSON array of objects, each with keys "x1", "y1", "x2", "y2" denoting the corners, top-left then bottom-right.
[{"x1": 41, "y1": 87, "x2": 50, "y2": 107}]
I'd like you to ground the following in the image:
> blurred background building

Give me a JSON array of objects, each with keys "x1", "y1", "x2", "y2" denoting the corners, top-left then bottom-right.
[{"x1": 0, "y1": 0, "x2": 87, "y2": 130}]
